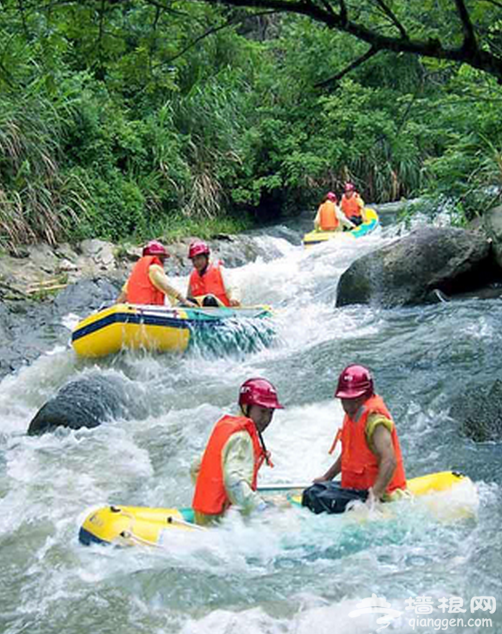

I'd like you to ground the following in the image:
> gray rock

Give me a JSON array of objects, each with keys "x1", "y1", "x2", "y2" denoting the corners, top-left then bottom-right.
[
  {"x1": 483, "y1": 204, "x2": 502, "y2": 269},
  {"x1": 117, "y1": 244, "x2": 142, "y2": 263},
  {"x1": 450, "y1": 379, "x2": 502, "y2": 441},
  {"x1": 336, "y1": 227, "x2": 494, "y2": 307},
  {"x1": 52, "y1": 277, "x2": 122, "y2": 315},
  {"x1": 57, "y1": 258, "x2": 79, "y2": 272},
  {"x1": 79, "y1": 239, "x2": 116, "y2": 271},
  {"x1": 0, "y1": 277, "x2": 122, "y2": 380},
  {"x1": 54, "y1": 243, "x2": 79, "y2": 262},
  {"x1": 79, "y1": 239, "x2": 110, "y2": 257},
  {"x1": 28, "y1": 244, "x2": 59, "y2": 273},
  {"x1": 27, "y1": 373, "x2": 134, "y2": 435}
]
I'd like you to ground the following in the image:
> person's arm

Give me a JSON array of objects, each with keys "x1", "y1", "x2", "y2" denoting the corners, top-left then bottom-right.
[
  {"x1": 116, "y1": 282, "x2": 128, "y2": 304},
  {"x1": 369, "y1": 424, "x2": 397, "y2": 501},
  {"x1": 314, "y1": 206, "x2": 321, "y2": 230},
  {"x1": 314, "y1": 455, "x2": 341, "y2": 483},
  {"x1": 335, "y1": 204, "x2": 356, "y2": 230},
  {"x1": 220, "y1": 266, "x2": 241, "y2": 307},
  {"x1": 222, "y1": 431, "x2": 267, "y2": 514},
  {"x1": 190, "y1": 455, "x2": 202, "y2": 485},
  {"x1": 357, "y1": 196, "x2": 367, "y2": 222},
  {"x1": 149, "y1": 265, "x2": 197, "y2": 307}
]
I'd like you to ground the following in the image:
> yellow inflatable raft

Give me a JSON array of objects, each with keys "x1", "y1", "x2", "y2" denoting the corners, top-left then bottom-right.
[
  {"x1": 79, "y1": 471, "x2": 473, "y2": 547},
  {"x1": 303, "y1": 207, "x2": 379, "y2": 248},
  {"x1": 71, "y1": 303, "x2": 272, "y2": 358}
]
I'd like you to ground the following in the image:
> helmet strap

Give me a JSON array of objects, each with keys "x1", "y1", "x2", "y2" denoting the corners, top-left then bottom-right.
[{"x1": 257, "y1": 428, "x2": 273, "y2": 467}]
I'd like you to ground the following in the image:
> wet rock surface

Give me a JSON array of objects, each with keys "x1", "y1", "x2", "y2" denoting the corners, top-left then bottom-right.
[
  {"x1": 336, "y1": 226, "x2": 497, "y2": 308},
  {"x1": 0, "y1": 277, "x2": 121, "y2": 379},
  {"x1": 27, "y1": 373, "x2": 136, "y2": 435},
  {"x1": 483, "y1": 204, "x2": 502, "y2": 269}
]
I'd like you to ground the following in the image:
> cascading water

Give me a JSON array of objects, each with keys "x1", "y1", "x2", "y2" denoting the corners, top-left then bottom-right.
[{"x1": 0, "y1": 212, "x2": 500, "y2": 634}]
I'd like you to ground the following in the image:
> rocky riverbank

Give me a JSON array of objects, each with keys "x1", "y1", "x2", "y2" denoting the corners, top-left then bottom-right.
[{"x1": 0, "y1": 231, "x2": 295, "y2": 300}]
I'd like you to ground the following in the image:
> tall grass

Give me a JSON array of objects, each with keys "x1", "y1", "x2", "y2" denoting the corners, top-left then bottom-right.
[{"x1": 0, "y1": 92, "x2": 89, "y2": 249}]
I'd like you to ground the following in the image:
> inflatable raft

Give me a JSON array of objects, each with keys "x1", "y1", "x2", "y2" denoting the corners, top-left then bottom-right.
[
  {"x1": 303, "y1": 207, "x2": 379, "y2": 248},
  {"x1": 79, "y1": 471, "x2": 472, "y2": 547},
  {"x1": 71, "y1": 303, "x2": 273, "y2": 358}
]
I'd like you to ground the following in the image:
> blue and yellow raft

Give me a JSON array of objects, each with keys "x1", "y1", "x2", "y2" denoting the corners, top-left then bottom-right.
[
  {"x1": 79, "y1": 471, "x2": 474, "y2": 547},
  {"x1": 71, "y1": 303, "x2": 272, "y2": 358},
  {"x1": 303, "y1": 207, "x2": 379, "y2": 248}
]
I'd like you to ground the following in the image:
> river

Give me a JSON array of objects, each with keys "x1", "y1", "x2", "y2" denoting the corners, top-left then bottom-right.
[{"x1": 0, "y1": 212, "x2": 500, "y2": 634}]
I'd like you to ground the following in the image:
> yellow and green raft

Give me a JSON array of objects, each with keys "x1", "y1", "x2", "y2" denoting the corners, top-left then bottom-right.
[
  {"x1": 71, "y1": 303, "x2": 273, "y2": 358},
  {"x1": 303, "y1": 207, "x2": 379, "y2": 248},
  {"x1": 79, "y1": 471, "x2": 473, "y2": 547}
]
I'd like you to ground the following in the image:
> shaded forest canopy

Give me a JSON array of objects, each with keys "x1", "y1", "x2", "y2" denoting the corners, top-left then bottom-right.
[{"x1": 0, "y1": 0, "x2": 501, "y2": 246}]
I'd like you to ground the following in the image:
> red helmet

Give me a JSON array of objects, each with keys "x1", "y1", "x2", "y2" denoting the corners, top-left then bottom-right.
[
  {"x1": 335, "y1": 364, "x2": 374, "y2": 399},
  {"x1": 344, "y1": 182, "x2": 355, "y2": 193},
  {"x1": 239, "y1": 378, "x2": 284, "y2": 410},
  {"x1": 189, "y1": 240, "x2": 210, "y2": 259},
  {"x1": 143, "y1": 240, "x2": 169, "y2": 257},
  {"x1": 326, "y1": 191, "x2": 337, "y2": 202}
]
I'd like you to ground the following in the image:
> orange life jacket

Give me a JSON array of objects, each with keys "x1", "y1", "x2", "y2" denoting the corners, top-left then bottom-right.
[
  {"x1": 340, "y1": 394, "x2": 406, "y2": 493},
  {"x1": 127, "y1": 255, "x2": 165, "y2": 305},
  {"x1": 189, "y1": 261, "x2": 230, "y2": 307},
  {"x1": 341, "y1": 194, "x2": 362, "y2": 218},
  {"x1": 318, "y1": 201, "x2": 339, "y2": 231},
  {"x1": 192, "y1": 415, "x2": 269, "y2": 515}
]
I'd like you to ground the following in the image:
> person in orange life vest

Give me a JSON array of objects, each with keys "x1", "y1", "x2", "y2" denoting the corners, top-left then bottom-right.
[
  {"x1": 191, "y1": 378, "x2": 284, "y2": 525},
  {"x1": 116, "y1": 240, "x2": 196, "y2": 307},
  {"x1": 340, "y1": 183, "x2": 366, "y2": 227},
  {"x1": 187, "y1": 240, "x2": 241, "y2": 307},
  {"x1": 305, "y1": 365, "x2": 406, "y2": 513},
  {"x1": 314, "y1": 192, "x2": 355, "y2": 232}
]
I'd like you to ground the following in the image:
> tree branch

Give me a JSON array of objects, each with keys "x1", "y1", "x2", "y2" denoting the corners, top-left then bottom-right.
[
  {"x1": 315, "y1": 46, "x2": 378, "y2": 87},
  {"x1": 154, "y1": 9, "x2": 279, "y2": 68},
  {"x1": 373, "y1": 0, "x2": 408, "y2": 39},
  {"x1": 318, "y1": 0, "x2": 335, "y2": 17},
  {"x1": 339, "y1": 0, "x2": 347, "y2": 25},
  {"x1": 201, "y1": 0, "x2": 502, "y2": 81},
  {"x1": 396, "y1": 73, "x2": 424, "y2": 135},
  {"x1": 453, "y1": 0, "x2": 477, "y2": 52}
]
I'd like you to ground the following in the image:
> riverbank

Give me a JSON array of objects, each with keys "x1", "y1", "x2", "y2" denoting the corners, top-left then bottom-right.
[{"x1": 0, "y1": 226, "x2": 291, "y2": 302}]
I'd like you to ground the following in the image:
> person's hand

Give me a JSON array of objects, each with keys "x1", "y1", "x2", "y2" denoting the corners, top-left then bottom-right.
[
  {"x1": 313, "y1": 475, "x2": 328, "y2": 484},
  {"x1": 366, "y1": 487, "x2": 382, "y2": 509},
  {"x1": 181, "y1": 298, "x2": 198, "y2": 308},
  {"x1": 229, "y1": 299, "x2": 241, "y2": 307},
  {"x1": 256, "y1": 500, "x2": 275, "y2": 514}
]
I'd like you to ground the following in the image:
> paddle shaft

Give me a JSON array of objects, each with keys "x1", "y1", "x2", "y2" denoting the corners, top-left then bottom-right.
[{"x1": 258, "y1": 483, "x2": 310, "y2": 492}]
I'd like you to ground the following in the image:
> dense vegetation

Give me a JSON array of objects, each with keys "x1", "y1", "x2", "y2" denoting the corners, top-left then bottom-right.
[{"x1": 0, "y1": 0, "x2": 501, "y2": 247}]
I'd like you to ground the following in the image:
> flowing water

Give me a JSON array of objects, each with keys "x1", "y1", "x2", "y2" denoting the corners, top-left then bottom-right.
[{"x1": 1, "y1": 214, "x2": 501, "y2": 634}]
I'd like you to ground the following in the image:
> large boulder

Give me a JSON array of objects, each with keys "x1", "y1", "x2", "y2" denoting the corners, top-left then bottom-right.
[
  {"x1": 27, "y1": 373, "x2": 134, "y2": 435},
  {"x1": 336, "y1": 227, "x2": 495, "y2": 307},
  {"x1": 450, "y1": 380, "x2": 502, "y2": 442},
  {"x1": 483, "y1": 204, "x2": 502, "y2": 269}
]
